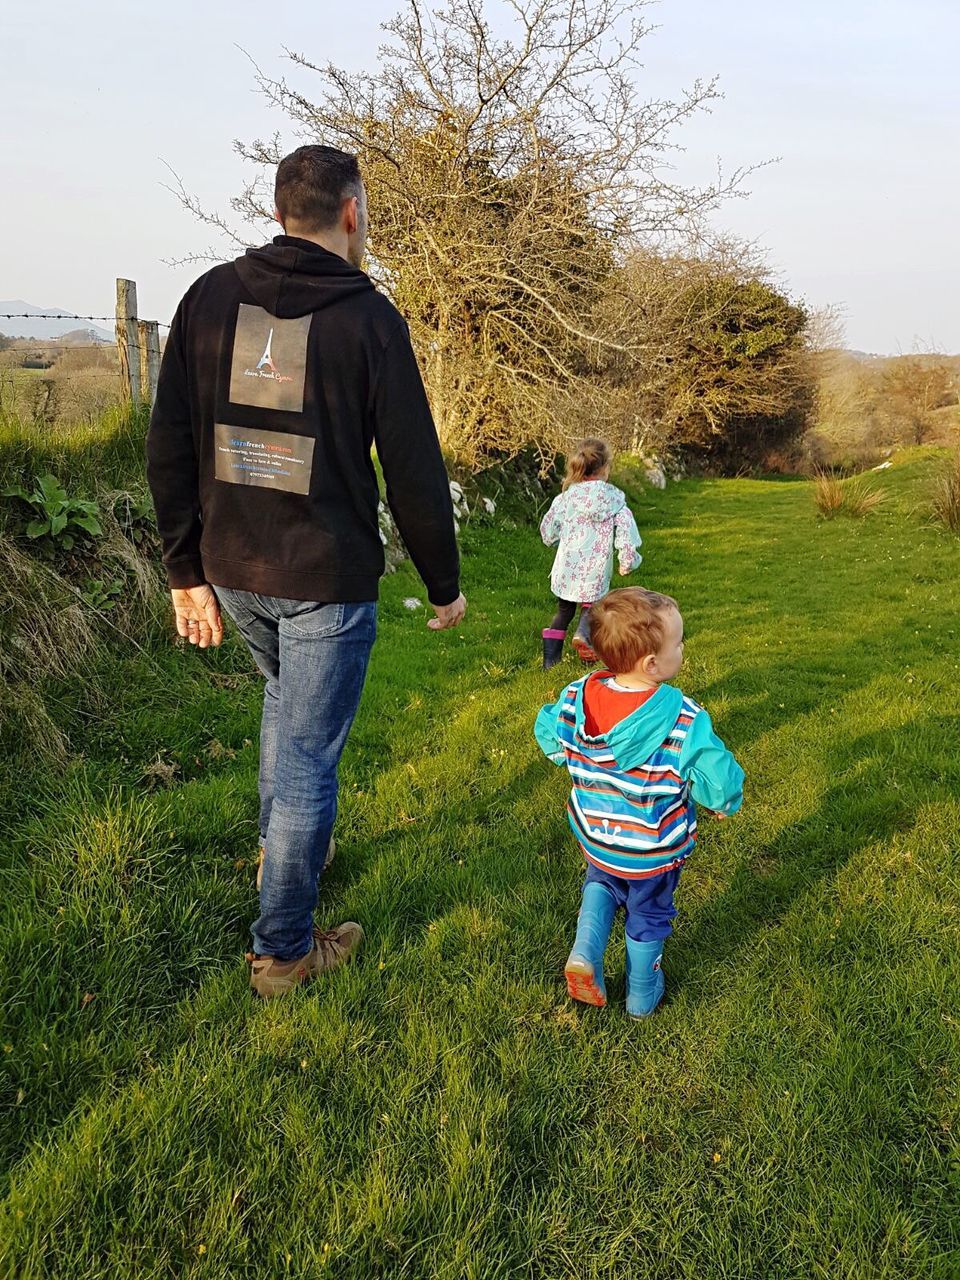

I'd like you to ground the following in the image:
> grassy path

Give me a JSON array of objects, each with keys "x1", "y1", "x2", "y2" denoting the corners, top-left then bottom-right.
[{"x1": 1, "y1": 453, "x2": 958, "y2": 1278}]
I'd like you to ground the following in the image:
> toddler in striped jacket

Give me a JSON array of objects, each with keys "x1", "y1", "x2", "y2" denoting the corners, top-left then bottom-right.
[{"x1": 535, "y1": 587, "x2": 744, "y2": 1017}]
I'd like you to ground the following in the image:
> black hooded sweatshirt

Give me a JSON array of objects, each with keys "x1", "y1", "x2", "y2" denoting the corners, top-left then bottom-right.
[{"x1": 146, "y1": 236, "x2": 459, "y2": 605}]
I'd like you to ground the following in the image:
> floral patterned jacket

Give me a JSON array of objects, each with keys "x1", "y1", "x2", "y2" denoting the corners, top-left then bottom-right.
[{"x1": 540, "y1": 480, "x2": 642, "y2": 603}]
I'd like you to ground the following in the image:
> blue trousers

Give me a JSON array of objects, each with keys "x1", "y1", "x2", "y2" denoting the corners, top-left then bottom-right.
[
  {"x1": 215, "y1": 587, "x2": 376, "y2": 960},
  {"x1": 584, "y1": 862, "x2": 683, "y2": 942}
]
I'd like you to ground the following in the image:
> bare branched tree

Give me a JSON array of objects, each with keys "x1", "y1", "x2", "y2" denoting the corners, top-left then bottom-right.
[
  {"x1": 173, "y1": 0, "x2": 756, "y2": 467},
  {"x1": 881, "y1": 352, "x2": 957, "y2": 445}
]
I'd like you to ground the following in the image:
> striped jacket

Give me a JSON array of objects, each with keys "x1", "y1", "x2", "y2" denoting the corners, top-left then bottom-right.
[{"x1": 535, "y1": 674, "x2": 744, "y2": 880}]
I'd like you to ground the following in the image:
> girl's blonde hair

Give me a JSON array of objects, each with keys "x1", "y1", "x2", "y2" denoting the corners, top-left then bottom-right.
[{"x1": 563, "y1": 438, "x2": 612, "y2": 490}]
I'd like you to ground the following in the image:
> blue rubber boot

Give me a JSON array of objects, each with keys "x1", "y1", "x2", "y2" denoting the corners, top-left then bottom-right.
[
  {"x1": 625, "y1": 936, "x2": 666, "y2": 1018},
  {"x1": 565, "y1": 882, "x2": 617, "y2": 1007}
]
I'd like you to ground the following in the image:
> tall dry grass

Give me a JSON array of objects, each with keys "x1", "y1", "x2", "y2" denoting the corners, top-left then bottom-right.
[
  {"x1": 0, "y1": 536, "x2": 104, "y2": 759},
  {"x1": 813, "y1": 471, "x2": 886, "y2": 519},
  {"x1": 0, "y1": 406, "x2": 164, "y2": 762},
  {"x1": 931, "y1": 453, "x2": 960, "y2": 533},
  {"x1": 813, "y1": 472, "x2": 845, "y2": 517}
]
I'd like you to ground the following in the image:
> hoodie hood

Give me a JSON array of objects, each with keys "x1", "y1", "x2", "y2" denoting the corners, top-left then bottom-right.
[
  {"x1": 233, "y1": 236, "x2": 375, "y2": 319},
  {"x1": 562, "y1": 481, "x2": 626, "y2": 524},
  {"x1": 574, "y1": 675, "x2": 684, "y2": 771}
]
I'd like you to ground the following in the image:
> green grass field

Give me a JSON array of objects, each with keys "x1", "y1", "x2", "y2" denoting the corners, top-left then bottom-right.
[{"x1": 1, "y1": 448, "x2": 958, "y2": 1278}]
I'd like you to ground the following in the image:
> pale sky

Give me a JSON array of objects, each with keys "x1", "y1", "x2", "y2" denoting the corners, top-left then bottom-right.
[{"x1": 2, "y1": 0, "x2": 957, "y2": 353}]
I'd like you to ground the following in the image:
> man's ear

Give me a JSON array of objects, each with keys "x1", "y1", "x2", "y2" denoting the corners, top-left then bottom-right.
[
  {"x1": 343, "y1": 195, "x2": 359, "y2": 236},
  {"x1": 273, "y1": 207, "x2": 284, "y2": 229}
]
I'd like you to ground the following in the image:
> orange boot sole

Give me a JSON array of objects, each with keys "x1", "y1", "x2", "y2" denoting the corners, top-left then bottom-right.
[
  {"x1": 571, "y1": 634, "x2": 597, "y2": 665},
  {"x1": 565, "y1": 955, "x2": 607, "y2": 1007}
]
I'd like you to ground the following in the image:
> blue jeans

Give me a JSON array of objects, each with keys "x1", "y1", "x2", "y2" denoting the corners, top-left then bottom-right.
[
  {"x1": 215, "y1": 588, "x2": 377, "y2": 960},
  {"x1": 584, "y1": 862, "x2": 683, "y2": 941}
]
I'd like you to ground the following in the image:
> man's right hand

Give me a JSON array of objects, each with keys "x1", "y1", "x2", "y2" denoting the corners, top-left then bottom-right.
[
  {"x1": 171, "y1": 584, "x2": 224, "y2": 648},
  {"x1": 428, "y1": 593, "x2": 467, "y2": 631}
]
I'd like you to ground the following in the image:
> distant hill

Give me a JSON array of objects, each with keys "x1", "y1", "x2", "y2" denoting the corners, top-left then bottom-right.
[
  {"x1": 0, "y1": 301, "x2": 113, "y2": 344},
  {"x1": 55, "y1": 328, "x2": 116, "y2": 347},
  {"x1": 843, "y1": 349, "x2": 883, "y2": 363},
  {"x1": 843, "y1": 347, "x2": 960, "y2": 366}
]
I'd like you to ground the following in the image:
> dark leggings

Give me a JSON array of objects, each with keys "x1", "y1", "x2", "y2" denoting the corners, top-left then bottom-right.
[{"x1": 550, "y1": 597, "x2": 589, "y2": 634}]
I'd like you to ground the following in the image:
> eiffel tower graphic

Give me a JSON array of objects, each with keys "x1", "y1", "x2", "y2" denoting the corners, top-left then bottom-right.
[{"x1": 255, "y1": 328, "x2": 279, "y2": 374}]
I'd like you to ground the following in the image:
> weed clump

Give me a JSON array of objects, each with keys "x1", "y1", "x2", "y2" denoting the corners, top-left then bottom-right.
[
  {"x1": 813, "y1": 472, "x2": 844, "y2": 517},
  {"x1": 931, "y1": 454, "x2": 960, "y2": 533},
  {"x1": 813, "y1": 471, "x2": 886, "y2": 519}
]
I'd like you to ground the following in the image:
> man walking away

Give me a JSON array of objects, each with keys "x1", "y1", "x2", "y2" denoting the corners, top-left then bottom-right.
[{"x1": 147, "y1": 145, "x2": 465, "y2": 998}]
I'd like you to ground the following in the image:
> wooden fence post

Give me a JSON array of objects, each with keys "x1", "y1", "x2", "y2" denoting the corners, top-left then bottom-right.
[
  {"x1": 138, "y1": 319, "x2": 160, "y2": 407},
  {"x1": 115, "y1": 278, "x2": 141, "y2": 403}
]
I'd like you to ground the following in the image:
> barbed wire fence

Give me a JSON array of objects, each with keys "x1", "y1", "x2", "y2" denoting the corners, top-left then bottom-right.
[
  {"x1": 0, "y1": 321, "x2": 170, "y2": 352},
  {"x1": 0, "y1": 281, "x2": 168, "y2": 424},
  {"x1": 0, "y1": 315, "x2": 172, "y2": 326}
]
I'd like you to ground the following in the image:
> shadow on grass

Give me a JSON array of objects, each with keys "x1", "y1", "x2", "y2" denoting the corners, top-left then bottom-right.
[
  {"x1": 693, "y1": 597, "x2": 948, "y2": 758},
  {"x1": 669, "y1": 715, "x2": 960, "y2": 1004}
]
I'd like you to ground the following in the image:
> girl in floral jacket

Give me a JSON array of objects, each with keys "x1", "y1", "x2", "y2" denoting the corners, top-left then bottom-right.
[{"x1": 540, "y1": 439, "x2": 643, "y2": 669}]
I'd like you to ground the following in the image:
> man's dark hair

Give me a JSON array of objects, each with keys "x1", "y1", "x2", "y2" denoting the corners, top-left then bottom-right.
[{"x1": 275, "y1": 145, "x2": 362, "y2": 232}]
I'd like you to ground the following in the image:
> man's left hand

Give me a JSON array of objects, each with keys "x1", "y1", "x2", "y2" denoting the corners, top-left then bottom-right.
[{"x1": 171, "y1": 584, "x2": 223, "y2": 648}]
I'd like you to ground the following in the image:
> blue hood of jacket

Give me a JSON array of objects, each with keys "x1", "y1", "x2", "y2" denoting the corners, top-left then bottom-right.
[
  {"x1": 535, "y1": 672, "x2": 745, "y2": 817},
  {"x1": 567, "y1": 674, "x2": 684, "y2": 771}
]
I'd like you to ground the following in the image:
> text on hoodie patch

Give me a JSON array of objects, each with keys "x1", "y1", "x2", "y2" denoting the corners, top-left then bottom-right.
[
  {"x1": 214, "y1": 424, "x2": 314, "y2": 495},
  {"x1": 229, "y1": 304, "x2": 311, "y2": 413}
]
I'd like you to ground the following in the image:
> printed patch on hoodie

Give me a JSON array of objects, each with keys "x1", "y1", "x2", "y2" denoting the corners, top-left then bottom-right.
[
  {"x1": 228, "y1": 304, "x2": 310, "y2": 413},
  {"x1": 214, "y1": 424, "x2": 314, "y2": 495}
]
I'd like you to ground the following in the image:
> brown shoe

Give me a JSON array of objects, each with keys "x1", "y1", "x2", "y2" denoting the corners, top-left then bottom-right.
[
  {"x1": 247, "y1": 920, "x2": 363, "y2": 999},
  {"x1": 256, "y1": 835, "x2": 336, "y2": 892}
]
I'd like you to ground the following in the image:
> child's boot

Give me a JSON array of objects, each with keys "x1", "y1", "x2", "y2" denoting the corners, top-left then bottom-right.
[
  {"x1": 542, "y1": 628, "x2": 565, "y2": 670},
  {"x1": 625, "y1": 936, "x2": 665, "y2": 1018},
  {"x1": 565, "y1": 882, "x2": 616, "y2": 1007},
  {"x1": 572, "y1": 609, "x2": 597, "y2": 664}
]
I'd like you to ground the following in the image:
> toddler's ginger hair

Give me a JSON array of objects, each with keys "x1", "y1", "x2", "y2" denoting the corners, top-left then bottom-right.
[
  {"x1": 590, "y1": 588, "x2": 678, "y2": 673},
  {"x1": 563, "y1": 438, "x2": 612, "y2": 490}
]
